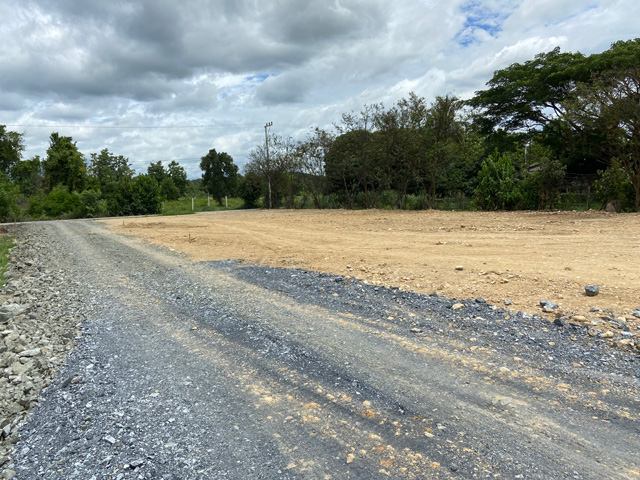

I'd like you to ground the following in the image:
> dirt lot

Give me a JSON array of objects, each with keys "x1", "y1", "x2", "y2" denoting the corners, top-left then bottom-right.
[{"x1": 104, "y1": 209, "x2": 640, "y2": 324}]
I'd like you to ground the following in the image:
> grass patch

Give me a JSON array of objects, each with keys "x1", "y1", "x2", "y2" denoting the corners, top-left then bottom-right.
[
  {"x1": 161, "y1": 196, "x2": 245, "y2": 216},
  {"x1": 0, "y1": 233, "x2": 15, "y2": 289}
]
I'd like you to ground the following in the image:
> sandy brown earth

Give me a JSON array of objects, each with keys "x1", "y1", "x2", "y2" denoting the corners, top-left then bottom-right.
[{"x1": 103, "y1": 209, "x2": 640, "y2": 329}]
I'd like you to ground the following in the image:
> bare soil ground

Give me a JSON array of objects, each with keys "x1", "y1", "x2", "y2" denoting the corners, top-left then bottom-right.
[{"x1": 104, "y1": 209, "x2": 640, "y2": 326}]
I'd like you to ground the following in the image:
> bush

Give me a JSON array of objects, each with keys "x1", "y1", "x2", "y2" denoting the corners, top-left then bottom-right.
[
  {"x1": 403, "y1": 194, "x2": 423, "y2": 210},
  {"x1": 593, "y1": 163, "x2": 635, "y2": 212},
  {"x1": 130, "y1": 175, "x2": 161, "y2": 215},
  {"x1": 237, "y1": 173, "x2": 263, "y2": 209},
  {"x1": 0, "y1": 174, "x2": 20, "y2": 222},
  {"x1": 30, "y1": 185, "x2": 83, "y2": 218},
  {"x1": 475, "y1": 153, "x2": 522, "y2": 210},
  {"x1": 377, "y1": 190, "x2": 397, "y2": 209},
  {"x1": 79, "y1": 189, "x2": 107, "y2": 218}
]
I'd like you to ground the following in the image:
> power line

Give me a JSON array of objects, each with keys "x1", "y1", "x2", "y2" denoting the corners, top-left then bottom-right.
[{"x1": 3, "y1": 123, "x2": 266, "y2": 129}]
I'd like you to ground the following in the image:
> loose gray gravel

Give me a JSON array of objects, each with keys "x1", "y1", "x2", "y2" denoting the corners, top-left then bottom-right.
[{"x1": 1, "y1": 220, "x2": 639, "y2": 479}]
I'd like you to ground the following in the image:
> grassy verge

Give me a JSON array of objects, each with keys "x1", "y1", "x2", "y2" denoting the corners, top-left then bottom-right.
[
  {"x1": 0, "y1": 234, "x2": 15, "y2": 289},
  {"x1": 161, "y1": 196, "x2": 245, "y2": 216}
]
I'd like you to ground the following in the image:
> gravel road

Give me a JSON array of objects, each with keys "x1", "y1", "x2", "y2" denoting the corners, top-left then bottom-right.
[{"x1": 2, "y1": 220, "x2": 639, "y2": 479}]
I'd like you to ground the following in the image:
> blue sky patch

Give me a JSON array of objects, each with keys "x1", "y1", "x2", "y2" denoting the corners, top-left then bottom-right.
[{"x1": 456, "y1": 1, "x2": 513, "y2": 46}]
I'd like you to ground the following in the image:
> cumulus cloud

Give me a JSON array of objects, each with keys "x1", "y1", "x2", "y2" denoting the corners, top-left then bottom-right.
[{"x1": 1, "y1": 0, "x2": 638, "y2": 175}]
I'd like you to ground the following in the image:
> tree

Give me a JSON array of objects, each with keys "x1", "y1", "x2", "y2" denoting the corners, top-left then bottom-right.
[
  {"x1": 0, "y1": 126, "x2": 25, "y2": 174},
  {"x1": 520, "y1": 142, "x2": 566, "y2": 209},
  {"x1": 147, "y1": 161, "x2": 166, "y2": 185},
  {"x1": 167, "y1": 161, "x2": 188, "y2": 196},
  {"x1": 294, "y1": 128, "x2": 334, "y2": 208},
  {"x1": 131, "y1": 175, "x2": 162, "y2": 214},
  {"x1": 324, "y1": 130, "x2": 369, "y2": 208},
  {"x1": 88, "y1": 148, "x2": 134, "y2": 191},
  {"x1": 467, "y1": 47, "x2": 589, "y2": 135},
  {"x1": 200, "y1": 149, "x2": 238, "y2": 205},
  {"x1": 159, "y1": 177, "x2": 180, "y2": 201},
  {"x1": 44, "y1": 133, "x2": 87, "y2": 192},
  {"x1": 237, "y1": 172, "x2": 263, "y2": 208},
  {"x1": 420, "y1": 95, "x2": 466, "y2": 208},
  {"x1": 0, "y1": 173, "x2": 20, "y2": 222},
  {"x1": 566, "y1": 65, "x2": 640, "y2": 209},
  {"x1": 245, "y1": 135, "x2": 296, "y2": 208},
  {"x1": 11, "y1": 155, "x2": 44, "y2": 196}
]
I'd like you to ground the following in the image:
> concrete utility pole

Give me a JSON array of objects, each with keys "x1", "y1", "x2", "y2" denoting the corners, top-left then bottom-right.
[{"x1": 264, "y1": 121, "x2": 273, "y2": 209}]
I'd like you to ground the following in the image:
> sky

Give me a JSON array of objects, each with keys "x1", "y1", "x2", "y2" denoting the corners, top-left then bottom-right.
[{"x1": 1, "y1": 0, "x2": 639, "y2": 179}]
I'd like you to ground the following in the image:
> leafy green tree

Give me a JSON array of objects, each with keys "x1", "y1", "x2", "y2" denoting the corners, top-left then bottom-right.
[
  {"x1": 566, "y1": 65, "x2": 640, "y2": 209},
  {"x1": 0, "y1": 126, "x2": 25, "y2": 174},
  {"x1": 167, "y1": 161, "x2": 188, "y2": 196},
  {"x1": 160, "y1": 177, "x2": 181, "y2": 201},
  {"x1": 294, "y1": 128, "x2": 334, "y2": 208},
  {"x1": 467, "y1": 47, "x2": 589, "y2": 134},
  {"x1": 373, "y1": 93, "x2": 428, "y2": 209},
  {"x1": 131, "y1": 175, "x2": 162, "y2": 215},
  {"x1": 237, "y1": 172, "x2": 263, "y2": 208},
  {"x1": 419, "y1": 95, "x2": 466, "y2": 208},
  {"x1": 334, "y1": 104, "x2": 383, "y2": 208},
  {"x1": 88, "y1": 149, "x2": 134, "y2": 191},
  {"x1": 44, "y1": 133, "x2": 87, "y2": 192},
  {"x1": 200, "y1": 149, "x2": 239, "y2": 205},
  {"x1": 147, "y1": 161, "x2": 167, "y2": 184},
  {"x1": 11, "y1": 155, "x2": 44, "y2": 196},
  {"x1": 324, "y1": 130, "x2": 369, "y2": 208}
]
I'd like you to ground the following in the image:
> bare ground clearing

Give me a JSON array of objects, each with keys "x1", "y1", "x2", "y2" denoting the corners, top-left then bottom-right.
[{"x1": 104, "y1": 209, "x2": 640, "y2": 329}]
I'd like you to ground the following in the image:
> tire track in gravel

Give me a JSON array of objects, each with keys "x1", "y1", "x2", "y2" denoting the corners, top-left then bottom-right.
[{"x1": 11, "y1": 220, "x2": 640, "y2": 479}]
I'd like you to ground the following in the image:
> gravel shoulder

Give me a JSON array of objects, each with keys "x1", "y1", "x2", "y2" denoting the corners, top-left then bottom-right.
[{"x1": 1, "y1": 220, "x2": 639, "y2": 479}]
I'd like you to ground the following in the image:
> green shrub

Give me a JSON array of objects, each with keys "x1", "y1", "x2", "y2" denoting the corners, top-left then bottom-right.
[
  {"x1": 79, "y1": 189, "x2": 107, "y2": 218},
  {"x1": 237, "y1": 173, "x2": 263, "y2": 209},
  {"x1": 377, "y1": 190, "x2": 397, "y2": 209},
  {"x1": 593, "y1": 163, "x2": 635, "y2": 212},
  {"x1": 0, "y1": 174, "x2": 20, "y2": 222},
  {"x1": 475, "y1": 153, "x2": 522, "y2": 210}
]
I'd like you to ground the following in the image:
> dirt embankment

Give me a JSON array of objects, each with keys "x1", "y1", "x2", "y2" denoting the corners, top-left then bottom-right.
[{"x1": 104, "y1": 209, "x2": 640, "y2": 328}]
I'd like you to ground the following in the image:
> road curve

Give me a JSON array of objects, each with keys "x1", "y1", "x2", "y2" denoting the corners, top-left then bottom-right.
[{"x1": 9, "y1": 220, "x2": 640, "y2": 479}]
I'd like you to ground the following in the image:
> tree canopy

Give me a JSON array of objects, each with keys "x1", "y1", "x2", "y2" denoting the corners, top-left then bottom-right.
[{"x1": 200, "y1": 149, "x2": 238, "y2": 205}]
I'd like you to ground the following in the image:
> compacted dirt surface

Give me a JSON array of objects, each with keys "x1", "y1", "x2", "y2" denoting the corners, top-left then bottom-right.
[
  {"x1": 0, "y1": 216, "x2": 639, "y2": 479},
  {"x1": 105, "y1": 209, "x2": 640, "y2": 323}
]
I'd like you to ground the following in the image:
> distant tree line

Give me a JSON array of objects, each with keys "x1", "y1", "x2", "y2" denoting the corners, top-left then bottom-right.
[
  {"x1": 1, "y1": 38, "x2": 638, "y2": 221},
  {"x1": 0, "y1": 128, "x2": 200, "y2": 221},
  {"x1": 242, "y1": 39, "x2": 640, "y2": 212}
]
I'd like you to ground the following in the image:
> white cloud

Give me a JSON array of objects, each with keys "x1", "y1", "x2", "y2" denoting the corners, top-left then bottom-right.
[{"x1": 1, "y1": 0, "x2": 638, "y2": 176}]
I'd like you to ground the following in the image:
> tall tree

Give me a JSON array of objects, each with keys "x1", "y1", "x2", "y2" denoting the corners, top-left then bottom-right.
[
  {"x1": 88, "y1": 148, "x2": 134, "y2": 191},
  {"x1": 167, "y1": 161, "x2": 188, "y2": 196},
  {"x1": 11, "y1": 155, "x2": 44, "y2": 196},
  {"x1": 147, "y1": 161, "x2": 166, "y2": 184},
  {"x1": 200, "y1": 149, "x2": 238, "y2": 205},
  {"x1": 0, "y1": 125, "x2": 25, "y2": 174},
  {"x1": 245, "y1": 135, "x2": 296, "y2": 209},
  {"x1": 467, "y1": 47, "x2": 589, "y2": 134},
  {"x1": 44, "y1": 132, "x2": 87, "y2": 192},
  {"x1": 294, "y1": 128, "x2": 334, "y2": 208},
  {"x1": 420, "y1": 95, "x2": 465, "y2": 208},
  {"x1": 567, "y1": 66, "x2": 640, "y2": 209}
]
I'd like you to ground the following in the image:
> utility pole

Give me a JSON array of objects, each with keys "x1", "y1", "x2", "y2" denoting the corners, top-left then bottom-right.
[{"x1": 264, "y1": 121, "x2": 273, "y2": 209}]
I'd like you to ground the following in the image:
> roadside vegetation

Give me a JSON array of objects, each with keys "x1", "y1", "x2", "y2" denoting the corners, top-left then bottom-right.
[
  {"x1": 1, "y1": 39, "x2": 638, "y2": 221},
  {"x1": 0, "y1": 233, "x2": 14, "y2": 288}
]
